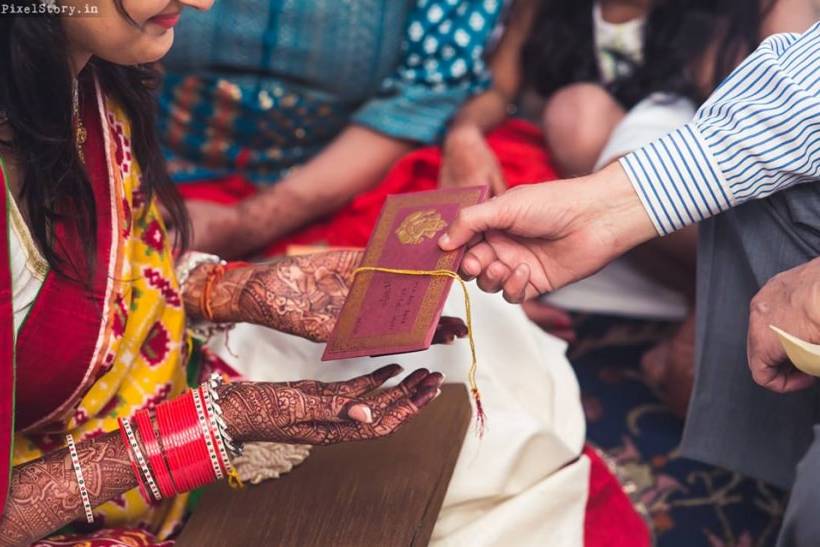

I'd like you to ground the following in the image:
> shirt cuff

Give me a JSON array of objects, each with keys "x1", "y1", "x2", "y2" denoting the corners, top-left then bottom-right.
[{"x1": 619, "y1": 123, "x2": 736, "y2": 236}]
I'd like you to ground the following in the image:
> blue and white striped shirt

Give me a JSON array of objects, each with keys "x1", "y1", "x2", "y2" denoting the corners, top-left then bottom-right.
[{"x1": 621, "y1": 21, "x2": 820, "y2": 236}]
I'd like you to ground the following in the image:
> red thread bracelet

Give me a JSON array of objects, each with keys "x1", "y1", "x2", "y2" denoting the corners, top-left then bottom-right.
[{"x1": 201, "y1": 261, "x2": 251, "y2": 321}]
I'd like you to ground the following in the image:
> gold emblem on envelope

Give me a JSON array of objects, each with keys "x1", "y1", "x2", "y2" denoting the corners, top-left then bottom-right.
[{"x1": 395, "y1": 210, "x2": 448, "y2": 245}]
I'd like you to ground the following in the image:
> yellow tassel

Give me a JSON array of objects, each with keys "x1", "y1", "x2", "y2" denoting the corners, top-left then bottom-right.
[
  {"x1": 352, "y1": 267, "x2": 486, "y2": 435},
  {"x1": 227, "y1": 468, "x2": 245, "y2": 489}
]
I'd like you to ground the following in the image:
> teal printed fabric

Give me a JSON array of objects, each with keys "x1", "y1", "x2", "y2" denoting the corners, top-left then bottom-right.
[{"x1": 158, "y1": 0, "x2": 504, "y2": 185}]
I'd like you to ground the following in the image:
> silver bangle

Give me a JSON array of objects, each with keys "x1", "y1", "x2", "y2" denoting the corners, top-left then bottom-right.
[
  {"x1": 206, "y1": 373, "x2": 243, "y2": 458},
  {"x1": 201, "y1": 386, "x2": 236, "y2": 475},
  {"x1": 121, "y1": 418, "x2": 162, "y2": 502},
  {"x1": 65, "y1": 434, "x2": 94, "y2": 524},
  {"x1": 192, "y1": 388, "x2": 224, "y2": 480}
]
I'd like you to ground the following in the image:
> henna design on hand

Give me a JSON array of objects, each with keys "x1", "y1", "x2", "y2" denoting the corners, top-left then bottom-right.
[
  {"x1": 283, "y1": 363, "x2": 405, "y2": 398},
  {"x1": 218, "y1": 365, "x2": 444, "y2": 446},
  {"x1": 237, "y1": 251, "x2": 361, "y2": 342},
  {"x1": 278, "y1": 381, "x2": 440, "y2": 446},
  {"x1": 0, "y1": 431, "x2": 138, "y2": 546},
  {"x1": 181, "y1": 250, "x2": 468, "y2": 345},
  {"x1": 182, "y1": 250, "x2": 362, "y2": 342}
]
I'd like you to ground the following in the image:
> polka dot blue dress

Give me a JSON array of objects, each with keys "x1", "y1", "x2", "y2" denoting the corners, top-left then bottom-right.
[{"x1": 158, "y1": 0, "x2": 505, "y2": 186}]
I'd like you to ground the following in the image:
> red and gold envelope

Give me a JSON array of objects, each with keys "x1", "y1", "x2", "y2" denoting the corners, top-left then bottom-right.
[{"x1": 322, "y1": 186, "x2": 488, "y2": 361}]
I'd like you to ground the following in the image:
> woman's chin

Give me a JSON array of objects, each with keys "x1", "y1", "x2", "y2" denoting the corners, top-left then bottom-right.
[
  {"x1": 103, "y1": 34, "x2": 174, "y2": 66},
  {"x1": 139, "y1": 33, "x2": 175, "y2": 63}
]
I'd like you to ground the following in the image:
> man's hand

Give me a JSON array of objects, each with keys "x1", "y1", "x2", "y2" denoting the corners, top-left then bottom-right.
[
  {"x1": 438, "y1": 162, "x2": 657, "y2": 302},
  {"x1": 440, "y1": 124, "x2": 506, "y2": 195},
  {"x1": 747, "y1": 258, "x2": 820, "y2": 393}
]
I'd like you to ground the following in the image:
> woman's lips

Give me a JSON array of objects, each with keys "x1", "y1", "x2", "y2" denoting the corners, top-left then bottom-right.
[{"x1": 149, "y1": 12, "x2": 180, "y2": 29}]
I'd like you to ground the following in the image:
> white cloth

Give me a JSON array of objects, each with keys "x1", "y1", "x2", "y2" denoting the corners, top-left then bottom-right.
[
  {"x1": 7, "y1": 192, "x2": 46, "y2": 336},
  {"x1": 592, "y1": 2, "x2": 645, "y2": 85},
  {"x1": 594, "y1": 92, "x2": 697, "y2": 171},
  {"x1": 544, "y1": 257, "x2": 688, "y2": 321},
  {"x1": 209, "y1": 284, "x2": 589, "y2": 546}
]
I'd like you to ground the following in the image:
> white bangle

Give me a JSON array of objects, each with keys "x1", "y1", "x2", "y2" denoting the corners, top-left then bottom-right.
[
  {"x1": 65, "y1": 434, "x2": 94, "y2": 524},
  {"x1": 175, "y1": 251, "x2": 224, "y2": 288},
  {"x1": 121, "y1": 418, "x2": 162, "y2": 502}
]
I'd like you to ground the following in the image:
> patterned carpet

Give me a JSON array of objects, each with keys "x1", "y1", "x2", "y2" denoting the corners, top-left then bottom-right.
[{"x1": 569, "y1": 315, "x2": 786, "y2": 547}]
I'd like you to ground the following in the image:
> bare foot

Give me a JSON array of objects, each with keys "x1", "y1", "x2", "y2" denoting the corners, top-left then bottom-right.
[{"x1": 641, "y1": 312, "x2": 695, "y2": 418}]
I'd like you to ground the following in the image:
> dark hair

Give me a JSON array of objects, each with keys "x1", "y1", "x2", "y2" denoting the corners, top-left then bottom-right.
[
  {"x1": 522, "y1": 0, "x2": 775, "y2": 108},
  {"x1": 0, "y1": 0, "x2": 189, "y2": 281}
]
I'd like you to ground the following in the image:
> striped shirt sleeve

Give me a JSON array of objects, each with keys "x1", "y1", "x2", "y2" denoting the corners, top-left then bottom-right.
[{"x1": 620, "y1": 21, "x2": 820, "y2": 236}]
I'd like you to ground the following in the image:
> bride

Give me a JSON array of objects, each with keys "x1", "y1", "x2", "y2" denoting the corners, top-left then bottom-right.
[{"x1": 0, "y1": 0, "x2": 590, "y2": 544}]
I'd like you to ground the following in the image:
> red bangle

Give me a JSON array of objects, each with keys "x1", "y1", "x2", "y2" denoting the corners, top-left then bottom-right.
[
  {"x1": 165, "y1": 395, "x2": 194, "y2": 492},
  {"x1": 158, "y1": 391, "x2": 217, "y2": 492},
  {"x1": 134, "y1": 410, "x2": 176, "y2": 498},
  {"x1": 176, "y1": 392, "x2": 212, "y2": 489},
  {"x1": 156, "y1": 397, "x2": 184, "y2": 493},
  {"x1": 118, "y1": 418, "x2": 152, "y2": 503}
]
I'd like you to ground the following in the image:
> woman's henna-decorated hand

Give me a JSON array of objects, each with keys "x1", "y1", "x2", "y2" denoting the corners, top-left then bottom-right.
[
  {"x1": 183, "y1": 250, "x2": 361, "y2": 341},
  {"x1": 236, "y1": 250, "x2": 361, "y2": 342},
  {"x1": 218, "y1": 365, "x2": 444, "y2": 445},
  {"x1": 182, "y1": 250, "x2": 468, "y2": 344}
]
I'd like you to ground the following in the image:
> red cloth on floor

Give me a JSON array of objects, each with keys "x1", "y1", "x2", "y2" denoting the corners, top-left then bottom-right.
[
  {"x1": 584, "y1": 445, "x2": 651, "y2": 546},
  {"x1": 176, "y1": 119, "x2": 558, "y2": 256}
]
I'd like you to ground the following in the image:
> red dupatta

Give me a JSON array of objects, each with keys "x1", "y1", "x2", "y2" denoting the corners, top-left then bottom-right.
[
  {"x1": 13, "y1": 77, "x2": 117, "y2": 432},
  {"x1": 0, "y1": 76, "x2": 121, "y2": 513}
]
